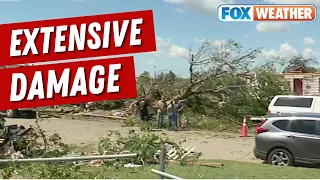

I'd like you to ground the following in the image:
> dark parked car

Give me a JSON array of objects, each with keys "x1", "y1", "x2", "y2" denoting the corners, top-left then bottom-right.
[
  {"x1": 1, "y1": 108, "x2": 40, "y2": 118},
  {"x1": 254, "y1": 113, "x2": 320, "y2": 166}
]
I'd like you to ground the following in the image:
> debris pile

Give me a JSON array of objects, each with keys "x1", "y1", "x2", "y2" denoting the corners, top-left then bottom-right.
[
  {"x1": 37, "y1": 103, "x2": 137, "y2": 121},
  {"x1": 154, "y1": 144, "x2": 198, "y2": 162}
]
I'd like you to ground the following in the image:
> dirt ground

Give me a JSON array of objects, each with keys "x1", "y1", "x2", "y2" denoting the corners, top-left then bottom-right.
[{"x1": 4, "y1": 116, "x2": 261, "y2": 163}]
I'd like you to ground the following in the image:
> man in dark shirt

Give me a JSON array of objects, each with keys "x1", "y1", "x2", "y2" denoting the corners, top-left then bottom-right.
[{"x1": 137, "y1": 98, "x2": 149, "y2": 121}]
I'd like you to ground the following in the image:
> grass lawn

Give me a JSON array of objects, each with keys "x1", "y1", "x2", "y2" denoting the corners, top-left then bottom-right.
[{"x1": 7, "y1": 160, "x2": 320, "y2": 179}]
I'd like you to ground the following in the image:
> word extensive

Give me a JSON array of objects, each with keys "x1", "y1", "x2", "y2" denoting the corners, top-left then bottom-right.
[
  {"x1": 10, "y1": 19, "x2": 143, "y2": 57},
  {"x1": 0, "y1": 10, "x2": 156, "y2": 66}
]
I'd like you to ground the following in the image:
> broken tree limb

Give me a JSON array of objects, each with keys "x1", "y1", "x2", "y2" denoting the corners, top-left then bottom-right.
[
  {"x1": 170, "y1": 160, "x2": 224, "y2": 168},
  {"x1": 104, "y1": 115, "x2": 127, "y2": 120},
  {"x1": 72, "y1": 113, "x2": 127, "y2": 120},
  {"x1": 190, "y1": 161, "x2": 224, "y2": 168},
  {"x1": 123, "y1": 101, "x2": 138, "y2": 114}
]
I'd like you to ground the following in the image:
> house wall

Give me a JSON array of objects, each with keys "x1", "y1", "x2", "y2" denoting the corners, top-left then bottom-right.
[
  {"x1": 283, "y1": 74, "x2": 320, "y2": 95},
  {"x1": 303, "y1": 77, "x2": 320, "y2": 95}
]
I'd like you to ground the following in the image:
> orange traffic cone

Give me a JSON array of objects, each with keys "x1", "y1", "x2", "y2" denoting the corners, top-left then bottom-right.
[{"x1": 240, "y1": 116, "x2": 248, "y2": 137}]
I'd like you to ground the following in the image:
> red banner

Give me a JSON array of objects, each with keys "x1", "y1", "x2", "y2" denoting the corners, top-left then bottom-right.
[
  {"x1": 0, "y1": 56, "x2": 137, "y2": 110},
  {"x1": 0, "y1": 10, "x2": 156, "y2": 66}
]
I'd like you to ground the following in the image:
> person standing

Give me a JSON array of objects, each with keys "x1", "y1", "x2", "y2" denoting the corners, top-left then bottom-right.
[
  {"x1": 171, "y1": 99, "x2": 179, "y2": 130},
  {"x1": 137, "y1": 98, "x2": 149, "y2": 122},
  {"x1": 168, "y1": 99, "x2": 179, "y2": 130},
  {"x1": 176, "y1": 100, "x2": 184, "y2": 128},
  {"x1": 154, "y1": 96, "x2": 166, "y2": 129},
  {"x1": 167, "y1": 100, "x2": 175, "y2": 130}
]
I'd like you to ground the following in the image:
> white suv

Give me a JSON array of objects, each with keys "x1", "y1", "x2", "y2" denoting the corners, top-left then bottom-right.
[{"x1": 268, "y1": 95, "x2": 320, "y2": 114}]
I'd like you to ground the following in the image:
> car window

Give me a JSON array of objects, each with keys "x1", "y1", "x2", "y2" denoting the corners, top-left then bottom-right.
[
  {"x1": 289, "y1": 120, "x2": 316, "y2": 135},
  {"x1": 273, "y1": 97, "x2": 313, "y2": 108},
  {"x1": 272, "y1": 120, "x2": 290, "y2": 130}
]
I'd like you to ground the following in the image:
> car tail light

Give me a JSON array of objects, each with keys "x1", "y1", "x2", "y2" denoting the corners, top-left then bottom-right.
[{"x1": 256, "y1": 119, "x2": 269, "y2": 134}]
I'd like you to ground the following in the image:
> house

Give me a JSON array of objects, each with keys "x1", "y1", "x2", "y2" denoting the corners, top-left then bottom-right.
[{"x1": 282, "y1": 66, "x2": 320, "y2": 96}]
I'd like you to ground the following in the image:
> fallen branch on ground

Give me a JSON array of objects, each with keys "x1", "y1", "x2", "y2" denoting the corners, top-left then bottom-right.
[
  {"x1": 72, "y1": 113, "x2": 127, "y2": 120},
  {"x1": 188, "y1": 161, "x2": 224, "y2": 168},
  {"x1": 169, "y1": 160, "x2": 224, "y2": 168}
]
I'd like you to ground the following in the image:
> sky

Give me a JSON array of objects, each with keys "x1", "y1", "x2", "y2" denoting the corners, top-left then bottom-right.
[{"x1": 0, "y1": 0, "x2": 319, "y2": 77}]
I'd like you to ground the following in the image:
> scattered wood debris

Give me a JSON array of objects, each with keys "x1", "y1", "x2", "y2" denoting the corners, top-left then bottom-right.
[
  {"x1": 72, "y1": 112, "x2": 127, "y2": 120},
  {"x1": 88, "y1": 159, "x2": 105, "y2": 167}
]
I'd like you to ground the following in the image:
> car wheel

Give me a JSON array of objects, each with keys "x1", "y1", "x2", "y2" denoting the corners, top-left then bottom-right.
[
  {"x1": 267, "y1": 148, "x2": 293, "y2": 166},
  {"x1": 6, "y1": 109, "x2": 19, "y2": 118}
]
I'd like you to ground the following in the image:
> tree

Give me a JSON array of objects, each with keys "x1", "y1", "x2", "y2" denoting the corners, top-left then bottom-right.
[
  {"x1": 140, "y1": 71, "x2": 151, "y2": 78},
  {"x1": 283, "y1": 55, "x2": 317, "y2": 73},
  {"x1": 165, "y1": 71, "x2": 177, "y2": 81},
  {"x1": 136, "y1": 71, "x2": 152, "y2": 98},
  {"x1": 157, "y1": 72, "x2": 166, "y2": 80},
  {"x1": 171, "y1": 39, "x2": 270, "y2": 103},
  {"x1": 204, "y1": 70, "x2": 291, "y2": 118},
  {"x1": 135, "y1": 40, "x2": 277, "y2": 103},
  {"x1": 125, "y1": 39, "x2": 291, "y2": 120}
]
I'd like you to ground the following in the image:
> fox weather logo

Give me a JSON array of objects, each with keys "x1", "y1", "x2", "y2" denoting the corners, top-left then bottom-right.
[{"x1": 218, "y1": 4, "x2": 317, "y2": 22}]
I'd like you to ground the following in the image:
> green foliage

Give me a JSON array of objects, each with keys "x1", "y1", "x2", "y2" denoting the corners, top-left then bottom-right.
[
  {"x1": 239, "y1": 71, "x2": 291, "y2": 116},
  {"x1": 250, "y1": 71, "x2": 292, "y2": 114},
  {"x1": 137, "y1": 69, "x2": 187, "y2": 100},
  {"x1": 193, "y1": 71, "x2": 291, "y2": 119},
  {"x1": 1, "y1": 165, "x2": 14, "y2": 179},
  {"x1": 183, "y1": 112, "x2": 242, "y2": 132},
  {"x1": 15, "y1": 127, "x2": 70, "y2": 158},
  {"x1": 98, "y1": 130, "x2": 167, "y2": 164},
  {"x1": 133, "y1": 69, "x2": 291, "y2": 130},
  {"x1": 169, "y1": 70, "x2": 292, "y2": 131},
  {"x1": 0, "y1": 125, "x2": 199, "y2": 179},
  {"x1": 137, "y1": 71, "x2": 152, "y2": 97},
  {"x1": 2, "y1": 159, "x2": 320, "y2": 179},
  {"x1": 1, "y1": 163, "x2": 99, "y2": 179},
  {"x1": 140, "y1": 121, "x2": 154, "y2": 131},
  {"x1": 132, "y1": 40, "x2": 293, "y2": 129},
  {"x1": 122, "y1": 116, "x2": 137, "y2": 127}
]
